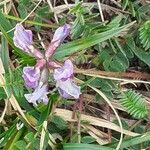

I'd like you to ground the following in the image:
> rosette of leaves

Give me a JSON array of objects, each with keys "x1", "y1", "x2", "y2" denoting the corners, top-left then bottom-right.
[{"x1": 139, "y1": 21, "x2": 150, "y2": 51}]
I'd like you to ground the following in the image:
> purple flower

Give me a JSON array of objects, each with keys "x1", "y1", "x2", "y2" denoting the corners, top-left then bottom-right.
[
  {"x1": 13, "y1": 24, "x2": 33, "y2": 53},
  {"x1": 54, "y1": 60, "x2": 81, "y2": 99},
  {"x1": 22, "y1": 66, "x2": 40, "y2": 89},
  {"x1": 24, "y1": 84, "x2": 49, "y2": 105}
]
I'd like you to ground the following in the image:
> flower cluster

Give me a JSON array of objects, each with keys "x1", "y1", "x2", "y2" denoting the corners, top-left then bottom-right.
[{"x1": 13, "y1": 23, "x2": 81, "y2": 105}]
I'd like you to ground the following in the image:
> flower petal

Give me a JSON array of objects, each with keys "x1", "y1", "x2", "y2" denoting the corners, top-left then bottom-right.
[
  {"x1": 24, "y1": 84, "x2": 49, "y2": 105},
  {"x1": 54, "y1": 59, "x2": 73, "y2": 80},
  {"x1": 58, "y1": 88, "x2": 73, "y2": 99},
  {"x1": 13, "y1": 24, "x2": 33, "y2": 52},
  {"x1": 22, "y1": 66, "x2": 40, "y2": 89},
  {"x1": 45, "y1": 24, "x2": 71, "y2": 58},
  {"x1": 56, "y1": 79, "x2": 81, "y2": 99},
  {"x1": 52, "y1": 24, "x2": 71, "y2": 44}
]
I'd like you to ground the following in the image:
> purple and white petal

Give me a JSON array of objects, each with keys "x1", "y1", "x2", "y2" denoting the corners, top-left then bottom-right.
[
  {"x1": 13, "y1": 24, "x2": 33, "y2": 52},
  {"x1": 52, "y1": 24, "x2": 71, "y2": 44},
  {"x1": 24, "y1": 84, "x2": 49, "y2": 105},
  {"x1": 54, "y1": 59, "x2": 81, "y2": 99},
  {"x1": 58, "y1": 88, "x2": 72, "y2": 99},
  {"x1": 54, "y1": 59, "x2": 73, "y2": 80},
  {"x1": 22, "y1": 66, "x2": 40, "y2": 89},
  {"x1": 45, "y1": 24, "x2": 71, "y2": 58},
  {"x1": 56, "y1": 79, "x2": 81, "y2": 99}
]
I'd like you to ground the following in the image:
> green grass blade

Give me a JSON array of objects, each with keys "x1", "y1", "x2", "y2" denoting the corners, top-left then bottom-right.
[
  {"x1": 4, "y1": 14, "x2": 58, "y2": 28},
  {"x1": 108, "y1": 132, "x2": 150, "y2": 149},
  {"x1": 54, "y1": 22, "x2": 135, "y2": 60},
  {"x1": 0, "y1": 36, "x2": 9, "y2": 72},
  {"x1": 63, "y1": 143, "x2": 115, "y2": 150}
]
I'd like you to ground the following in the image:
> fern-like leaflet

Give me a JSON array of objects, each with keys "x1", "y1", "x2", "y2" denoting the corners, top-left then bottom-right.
[
  {"x1": 139, "y1": 21, "x2": 150, "y2": 51},
  {"x1": 119, "y1": 90, "x2": 148, "y2": 119}
]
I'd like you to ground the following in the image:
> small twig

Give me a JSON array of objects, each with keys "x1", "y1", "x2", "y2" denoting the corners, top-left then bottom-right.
[
  {"x1": 0, "y1": 99, "x2": 8, "y2": 124},
  {"x1": 77, "y1": 113, "x2": 81, "y2": 143},
  {"x1": 97, "y1": 0, "x2": 105, "y2": 22},
  {"x1": 77, "y1": 95, "x2": 83, "y2": 143},
  {"x1": 4, "y1": 14, "x2": 57, "y2": 28},
  {"x1": 11, "y1": 0, "x2": 19, "y2": 17},
  {"x1": 75, "y1": 68, "x2": 150, "y2": 84},
  {"x1": 63, "y1": 0, "x2": 70, "y2": 9},
  {"x1": 37, "y1": 32, "x2": 46, "y2": 50},
  {"x1": 47, "y1": 0, "x2": 59, "y2": 24},
  {"x1": 40, "y1": 121, "x2": 47, "y2": 150},
  {"x1": 105, "y1": 104, "x2": 112, "y2": 142},
  {"x1": 53, "y1": 3, "x2": 129, "y2": 15},
  {"x1": 70, "y1": 100, "x2": 77, "y2": 142},
  {"x1": 110, "y1": 0, "x2": 121, "y2": 8}
]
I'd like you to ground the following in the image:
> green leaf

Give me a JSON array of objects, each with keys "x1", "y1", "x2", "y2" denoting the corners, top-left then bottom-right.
[
  {"x1": 0, "y1": 87, "x2": 7, "y2": 100},
  {"x1": 4, "y1": 127, "x2": 25, "y2": 150},
  {"x1": 5, "y1": 69, "x2": 24, "y2": 98},
  {"x1": 24, "y1": 132, "x2": 40, "y2": 150},
  {"x1": 107, "y1": 15, "x2": 122, "y2": 29},
  {"x1": 17, "y1": 3, "x2": 28, "y2": 19},
  {"x1": 102, "y1": 51, "x2": 129, "y2": 71},
  {"x1": 126, "y1": 36, "x2": 150, "y2": 66},
  {"x1": 37, "y1": 99, "x2": 52, "y2": 126},
  {"x1": 0, "y1": 122, "x2": 17, "y2": 148},
  {"x1": 81, "y1": 136, "x2": 96, "y2": 144},
  {"x1": 19, "y1": 0, "x2": 30, "y2": 6},
  {"x1": 139, "y1": 21, "x2": 150, "y2": 51},
  {"x1": 54, "y1": 22, "x2": 135, "y2": 60},
  {"x1": 109, "y1": 132, "x2": 150, "y2": 149},
  {"x1": 24, "y1": 132, "x2": 35, "y2": 143},
  {"x1": 33, "y1": 15, "x2": 42, "y2": 31},
  {"x1": 137, "y1": 4, "x2": 150, "y2": 16},
  {"x1": 88, "y1": 78, "x2": 113, "y2": 91},
  {"x1": 119, "y1": 90, "x2": 148, "y2": 118},
  {"x1": 71, "y1": 13, "x2": 85, "y2": 39},
  {"x1": 0, "y1": 11, "x2": 13, "y2": 37},
  {"x1": 51, "y1": 115, "x2": 67, "y2": 131},
  {"x1": 63, "y1": 143, "x2": 115, "y2": 150},
  {"x1": 14, "y1": 140, "x2": 26, "y2": 150},
  {"x1": 0, "y1": 36, "x2": 9, "y2": 72},
  {"x1": 129, "y1": 2, "x2": 136, "y2": 17},
  {"x1": 34, "y1": 4, "x2": 50, "y2": 31}
]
